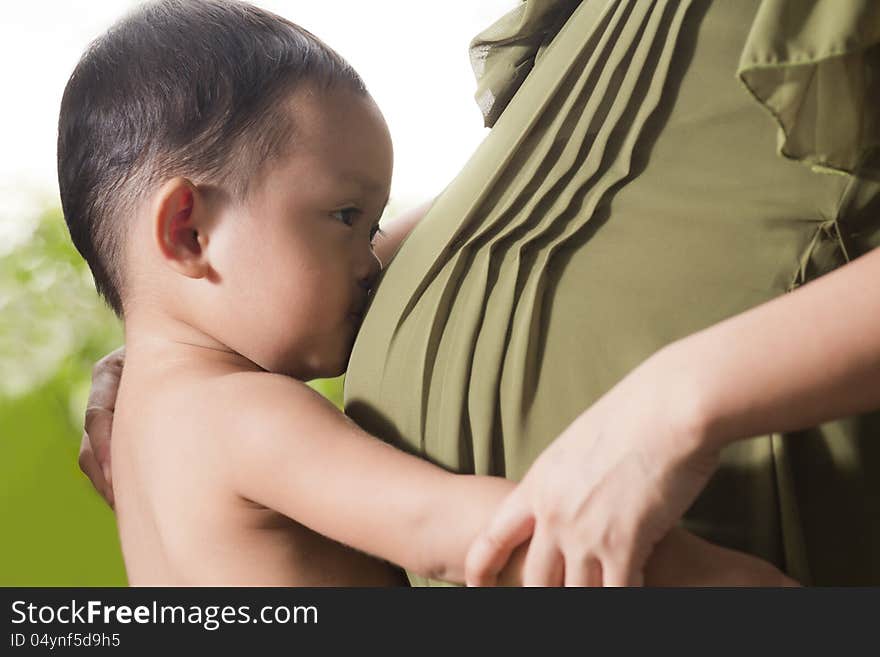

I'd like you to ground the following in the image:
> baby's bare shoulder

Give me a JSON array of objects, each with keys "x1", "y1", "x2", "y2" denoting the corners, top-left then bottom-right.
[
  {"x1": 211, "y1": 371, "x2": 344, "y2": 422},
  {"x1": 120, "y1": 368, "x2": 336, "y2": 457},
  {"x1": 202, "y1": 371, "x2": 357, "y2": 452}
]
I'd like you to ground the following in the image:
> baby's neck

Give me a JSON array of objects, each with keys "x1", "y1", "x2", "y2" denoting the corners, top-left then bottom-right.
[{"x1": 122, "y1": 307, "x2": 262, "y2": 376}]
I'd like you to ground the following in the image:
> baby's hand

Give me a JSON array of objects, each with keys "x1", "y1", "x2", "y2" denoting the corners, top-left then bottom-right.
[{"x1": 79, "y1": 346, "x2": 125, "y2": 509}]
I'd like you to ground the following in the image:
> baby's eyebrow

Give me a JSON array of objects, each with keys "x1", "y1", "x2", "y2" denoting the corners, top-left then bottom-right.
[{"x1": 337, "y1": 171, "x2": 388, "y2": 196}]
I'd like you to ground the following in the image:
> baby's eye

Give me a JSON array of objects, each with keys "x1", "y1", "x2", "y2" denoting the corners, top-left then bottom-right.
[{"x1": 331, "y1": 207, "x2": 358, "y2": 226}]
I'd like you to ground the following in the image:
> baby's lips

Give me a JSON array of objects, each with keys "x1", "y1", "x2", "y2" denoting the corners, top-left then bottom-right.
[{"x1": 349, "y1": 300, "x2": 368, "y2": 319}]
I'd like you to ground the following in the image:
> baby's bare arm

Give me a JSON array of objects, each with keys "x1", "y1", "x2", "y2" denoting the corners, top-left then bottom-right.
[
  {"x1": 222, "y1": 371, "x2": 513, "y2": 584},
  {"x1": 494, "y1": 529, "x2": 798, "y2": 586},
  {"x1": 644, "y1": 528, "x2": 798, "y2": 586}
]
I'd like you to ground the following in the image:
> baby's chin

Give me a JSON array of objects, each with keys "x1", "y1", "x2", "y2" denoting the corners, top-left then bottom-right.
[
  {"x1": 310, "y1": 356, "x2": 349, "y2": 381},
  {"x1": 270, "y1": 343, "x2": 354, "y2": 382},
  {"x1": 322, "y1": 345, "x2": 358, "y2": 381}
]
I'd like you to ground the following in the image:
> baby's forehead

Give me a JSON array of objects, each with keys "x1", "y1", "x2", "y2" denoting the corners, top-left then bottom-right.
[
  {"x1": 286, "y1": 85, "x2": 390, "y2": 144},
  {"x1": 264, "y1": 87, "x2": 393, "y2": 188}
]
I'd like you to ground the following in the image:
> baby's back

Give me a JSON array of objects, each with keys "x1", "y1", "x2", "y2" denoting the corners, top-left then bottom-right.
[{"x1": 111, "y1": 357, "x2": 402, "y2": 586}]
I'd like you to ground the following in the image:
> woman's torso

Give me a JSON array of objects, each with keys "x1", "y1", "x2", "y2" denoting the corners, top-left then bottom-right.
[{"x1": 345, "y1": 0, "x2": 880, "y2": 585}]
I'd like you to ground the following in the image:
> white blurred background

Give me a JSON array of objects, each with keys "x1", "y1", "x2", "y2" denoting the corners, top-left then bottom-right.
[{"x1": 0, "y1": 0, "x2": 518, "y2": 253}]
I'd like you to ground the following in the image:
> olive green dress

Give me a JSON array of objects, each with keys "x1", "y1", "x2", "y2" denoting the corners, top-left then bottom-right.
[{"x1": 345, "y1": 0, "x2": 880, "y2": 586}]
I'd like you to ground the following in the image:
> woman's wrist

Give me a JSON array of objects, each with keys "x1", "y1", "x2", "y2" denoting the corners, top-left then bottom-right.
[
  {"x1": 652, "y1": 249, "x2": 880, "y2": 457},
  {"x1": 648, "y1": 338, "x2": 732, "y2": 456}
]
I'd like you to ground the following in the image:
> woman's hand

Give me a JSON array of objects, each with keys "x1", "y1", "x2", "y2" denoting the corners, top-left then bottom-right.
[
  {"x1": 489, "y1": 528, "x2": 799, "y2": 587},
  {"x1": 466, "y1": 346, "x2": 720, "y2": 586},
  {"x1": 78, "y1": 346, "x2": 125, "y2": 509}
]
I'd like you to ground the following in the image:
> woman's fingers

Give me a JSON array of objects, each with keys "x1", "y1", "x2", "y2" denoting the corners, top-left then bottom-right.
[
  {"x1": 601, "y1": 558, "x2": 643, "y2": 587},
  {"x1": 78, "y1": 431, "x2": 114, "y2": 508},
  {"x1": 89, "y1": 346, "x2": 125, "y2": 405},
  {"x1": 78, "y1": 432, "x2": 102, "y2": 489},
  {"x1": 596, "y1": 524, "x2": 645, "y2": 587},
  {"x1": 79, "y1": 345, "x2": 125, "y2": 507},
  {"x1": 522, "y1": 526, "x2": 564, "y2": 586},
  {"x1": 84, "y1": 406, "x2": 115, "y2": 487},
  {"x1": 465, "y1": 487, "x2": 535, "y2": 586},
  {"x1": 563, "y1": 555, "x2": 602, "y2": 587}
]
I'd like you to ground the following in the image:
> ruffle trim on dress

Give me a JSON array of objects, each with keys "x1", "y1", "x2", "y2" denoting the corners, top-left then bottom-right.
[
  {"x1": 469, "y1": 0, "x2": 581, "y2": 128},
  {"x1": 737, "y1": 0, "x2": 880, "y2": 180}
]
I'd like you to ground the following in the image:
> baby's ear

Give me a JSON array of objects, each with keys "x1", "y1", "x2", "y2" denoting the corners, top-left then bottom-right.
[{"x1": 152, "y1": 177, "x2": 212, "y2": 279}]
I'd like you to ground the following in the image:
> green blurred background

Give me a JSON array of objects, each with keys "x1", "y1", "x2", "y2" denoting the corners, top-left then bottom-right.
[{"x1": 0, "y1": 206, "x2": 344, "y2": 585}]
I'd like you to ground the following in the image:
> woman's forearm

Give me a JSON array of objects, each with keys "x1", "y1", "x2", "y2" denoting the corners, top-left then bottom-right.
[{"x1": 661, "y1": 247, "x2": 880, "y2": 450}]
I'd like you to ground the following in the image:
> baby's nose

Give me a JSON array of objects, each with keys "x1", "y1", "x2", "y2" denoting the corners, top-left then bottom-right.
[{"x1": 358, "y1": 251, "x2": 382, "y2": 291}]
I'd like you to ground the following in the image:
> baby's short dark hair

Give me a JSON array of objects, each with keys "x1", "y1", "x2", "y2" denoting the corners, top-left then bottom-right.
[{"x1": 57, "y1": 0, "x2": 366, "y2": 317}]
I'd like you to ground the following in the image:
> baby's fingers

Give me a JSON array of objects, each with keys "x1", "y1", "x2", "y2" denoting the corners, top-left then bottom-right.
[{"x1": 465, "y1": 487, "x2": 535, "y2": 586}]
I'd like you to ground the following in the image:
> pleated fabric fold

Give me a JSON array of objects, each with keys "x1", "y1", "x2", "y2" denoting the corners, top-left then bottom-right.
[{"x1": 347, "y1": 0, "x2": 695, "y2": 476}]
